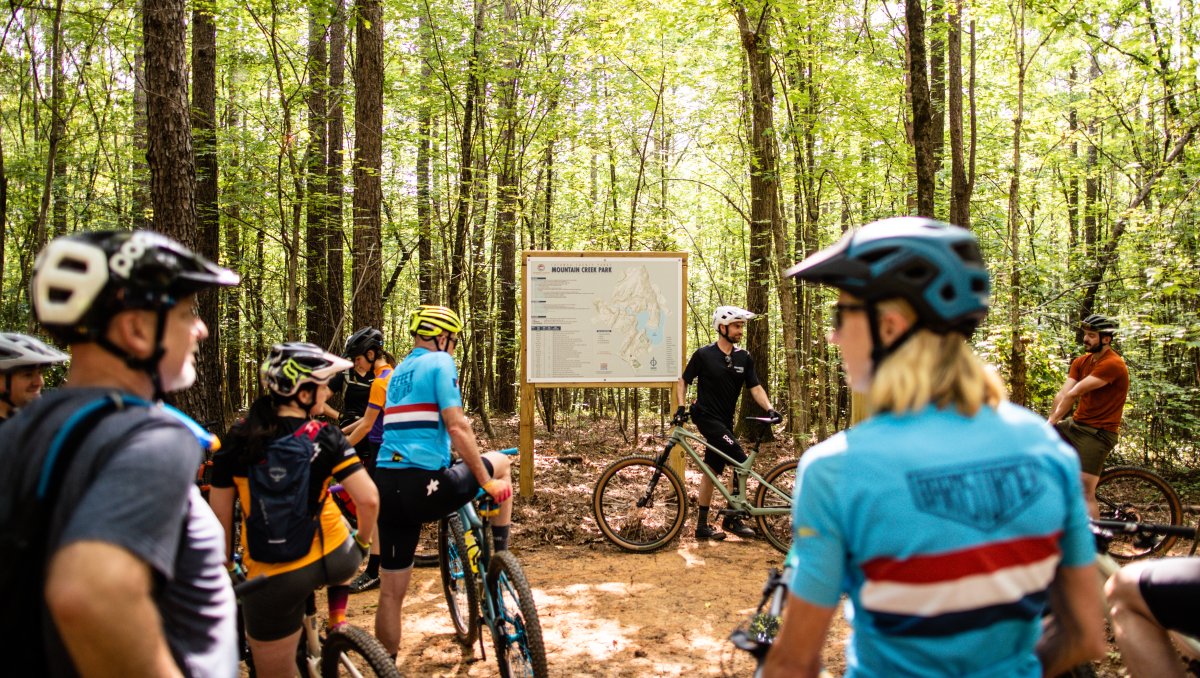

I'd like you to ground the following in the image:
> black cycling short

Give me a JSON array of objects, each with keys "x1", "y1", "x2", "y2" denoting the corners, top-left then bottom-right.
[
  {"x1": 355, "y1": 439, "x2": 379, "y2": 478},
  {"x1": 693, "y1": 417, "x2": 745, "y2": 475},
  {"x1": 375, "y1": 458, "x2": 494, "y2": 570},
  {"x1": 1139, "y1": 557, "x2": 1200, "y2": 637},
  {"x1": 241, "y1": 537, "x2": 361, "y2": 641}
]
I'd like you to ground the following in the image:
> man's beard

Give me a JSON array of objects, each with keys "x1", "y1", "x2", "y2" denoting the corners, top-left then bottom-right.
[{"x1": 1085, "y1": 341, "x2": 1103, "y2": 354}]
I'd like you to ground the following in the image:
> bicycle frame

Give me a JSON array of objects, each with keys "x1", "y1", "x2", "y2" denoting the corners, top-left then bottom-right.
[{"x1": 656, "y1": 425, "x2": 791, "y2": 518}]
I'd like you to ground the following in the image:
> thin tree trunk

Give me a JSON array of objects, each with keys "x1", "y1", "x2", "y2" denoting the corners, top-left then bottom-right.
[
  {"x1": 352, "y1": 0, "x2": 384, "y2": 330},
  {"x1": 447, "y1": 0, "x2": 486, "y2": 310},
  {"x1": 0, "y1": 135, "x2": 6, "y2": 310},
  {"x1": 1007, "y1": 0, "x2": 1028, "y2": 406},
  {"x1": 907, "y1": 0, "x2": 935, "y2": 217},
  {"x1": 948, "y1": 0, "x2": 968, "y2": 226},
  {"x1": 132, "y1": 0, "x2": 149, "y2": 230},
  {"x1": 223, "y1": 76, "x2": 242, "y2": 419},
  {"x1": 33, "y1": 0, "x2": 65, "y2": 257},
  {"x1": 416, "y1": 13, "x2": 434, "y2": 304},
  {"x1": 327, "y1": 0, "x2": 346, "y2": 339},
  {"x1": 305, "y1": 6, "x2": 332, "y2": 348},
  {"x1": 930, "y1": 0, "x2": 945, "y2": 215},
  {"x1": 493, "y1": 0, "x2": 521, "y2": 414}
]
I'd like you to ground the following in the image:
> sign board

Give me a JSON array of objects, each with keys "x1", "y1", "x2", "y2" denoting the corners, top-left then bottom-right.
[{"x1": 524, "y1": 253, "x2": 685, "y2": 383}]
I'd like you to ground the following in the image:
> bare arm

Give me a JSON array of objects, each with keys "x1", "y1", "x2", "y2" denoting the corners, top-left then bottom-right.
[
  {"x1": 749, "y1": 385, "x2": 774, "y2": 413},
  {"x1": 208, "y1": 486, "x2": 237, "y2": 563},
  {"x1": 1037, "y1": 563, "x2": 1107, "y2": 676},
  {"x1": 675, "y1": 377, "x2": 688, "y2": 410},
  {"x1": 322, "y1": 403, "x2": 340, "y2": 421},
  {"x1": 762, "y1": 593, "x2": 836, "y2": 678},
  {"x1": 444, "y1": 405, "x2": 510, "y2": 500},
  {"x1": 1047, "y1": 378, "x2": 1079, "y2": 425},
  {"x1": 46, "y1": 541, "x2": 184, "y2": 678},
  {"x1": 340, "y1": 468, "x2": 379, "y2": 544},
  {"x1": 345, "y1": 408, "x2": 379, "y2": 446},
  {"x1": 1066, "y1": 375, "x2": 1110, "y2": 399}
]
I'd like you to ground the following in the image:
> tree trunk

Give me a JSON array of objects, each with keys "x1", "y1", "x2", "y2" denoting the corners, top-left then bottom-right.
[
  {"x1": 1065, "y1": 64, "x2": 1079, "y2": 271},
  {"x1": 930, "y1": 0, "x2": 945, "y2": 215},
  {"x1": 1006, "y1": 0, "x2": 1027, "y2": 406},
  {"x1": 947, "y1": 0, "x2": 968, "y2": 227},
  {"x1": 0, "y1": 135, "x2": 6, "y2": 310},
  {"x1": 327, "y1": 0, "x2": 346, "y2": 339},
  {"x1": 223, "y1": 76, "x2": 242, "y2": 420},
  {"x1": 907, "y1": 0, "x2": 935, "y2": 217},
  {"x1": 467, "y1": 122, "x2": 491, "y2": 419},
  {"x1": 416, "y1": 12, "x2": 434, "y2": 305},
  {"x1": 447, "y1": 0, "x2": 486, "y2": 310},
  {"x1": 735, "y1": 2, "x2": 781, "y2": 437},
  {"x1": 305, "y1": 7, "x2": 332, "y2": 348},
  {"x1": 493, "y1": 0, "x2": 521, "y2": 414},
  {"x1": 191, "y1": 0, "x2": 224, "y2": 424},
  {"x1": 132, "y1": 0, "x2": 149, "y2": 230},
  {"x1": 352, "y1": 0, "x2": 383, "y2": 331},
  {"x1": 33, "y1": 0, "x2": 65, "y2": 258}
]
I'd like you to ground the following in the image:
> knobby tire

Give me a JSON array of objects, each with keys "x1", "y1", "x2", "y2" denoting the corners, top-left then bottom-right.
[
  {"x1": 439, "y1": 514, "x2": 481, "y2": 645},
  {"x1": 487, "y1": 550, "x2": 549, "y2": 678},
  {"x1": 1096, "y1": 465, "x2": 1184, "y2": 560},
  {"x1": 592, "y1": 456, "x2": 687, "y2": 552},
  {"x1": 754, "y1": 459, "x2": 797, "y2": 555},
  {"x1": 319, "y1": 624, "x2": 401, "y2": 677}
]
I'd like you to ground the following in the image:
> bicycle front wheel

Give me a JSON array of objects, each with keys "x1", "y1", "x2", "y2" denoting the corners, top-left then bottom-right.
[
  {"x1": 439, "y1": 515, "x2": 481, "y2": 645},
  {"x1": 592, "y1": 456, "x2": 686, "y2": 552},
  {"x1": 1097, "y1": 465, "x2": 1184, "y2": 560},
  {"x1": 487, "y1": 550, "x2": 548, "y2": 678},
  {"x1": 754, "y1": 459, "x2": 797, "y2": 555},
  {"x1": 320, "y1": 624, "x2": 401, "y2": 677}
]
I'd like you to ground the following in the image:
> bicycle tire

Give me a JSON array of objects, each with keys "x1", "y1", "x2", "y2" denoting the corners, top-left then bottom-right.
[
  {"x1": 413, "y1": 521, "x2": 439, "y2": 568},
  {"x1": 320, "y1": 624, "x2": 401, "y2": 677},
  {"x1": 439, "y1": 514, "x2": 481, "y2": 645},
  {"x1": 753, "y1": 459, "x2": 797, "y2": 555},
  {"x1": 486, "y1": 550, "x2": 549, "y2": 678},
  {"x1": 592, "y1": 456, "x2": 687, "y2": 552},
  {"x1": 1096, "y1": 465, "x2": 1184, "y2": 560}
]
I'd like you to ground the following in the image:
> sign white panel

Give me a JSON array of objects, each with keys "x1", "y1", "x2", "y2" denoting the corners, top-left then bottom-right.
[{"x1": 525, "y1": 255, "x2": 684, "y2": 383}]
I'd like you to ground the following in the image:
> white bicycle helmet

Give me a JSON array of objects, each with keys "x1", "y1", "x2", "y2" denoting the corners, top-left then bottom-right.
[
  {"x1": 0, "y1": 333, "x2": 69, "y2": 372},
  {"x1": 713, "y1": 306, "x2": 756, "y2": 331},
  {"x1": 260, "y1": 342, "x2": 353, "y2": 398}
]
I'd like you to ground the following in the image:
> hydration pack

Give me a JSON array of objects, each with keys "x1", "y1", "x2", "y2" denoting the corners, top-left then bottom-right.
[{"x1": 245, "y1": 420, "x2": 325, "y2": 563}]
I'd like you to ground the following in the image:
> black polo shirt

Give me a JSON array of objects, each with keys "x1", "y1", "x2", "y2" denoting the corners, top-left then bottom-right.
[{"x1": 681, "y1": 343, "x2": 760, "y2": 427}]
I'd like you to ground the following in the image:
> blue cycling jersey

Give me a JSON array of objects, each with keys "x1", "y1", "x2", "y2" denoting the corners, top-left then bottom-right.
[
  {"x1": 377, "y1": 348, "x2": 463, "y2": 471},
  {"x1": 789, "y1": 402, "x2": 1094, "y2": 677}
]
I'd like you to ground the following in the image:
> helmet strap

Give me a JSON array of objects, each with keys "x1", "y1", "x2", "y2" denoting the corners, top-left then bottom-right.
[
  {"x1": 95, "y1": 308, "x2": 170, "y2": 400},
  {"x1": 433, "y1": 333, "x2": 451, "y2": 353},
  {"x1": 866, "y1": 304, "x2": 922, "y2": 374}
]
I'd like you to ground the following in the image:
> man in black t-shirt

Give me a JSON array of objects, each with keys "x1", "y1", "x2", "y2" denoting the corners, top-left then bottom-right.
[{"x1": 676, "y1": 306, "x2": 781, "y2": 541}]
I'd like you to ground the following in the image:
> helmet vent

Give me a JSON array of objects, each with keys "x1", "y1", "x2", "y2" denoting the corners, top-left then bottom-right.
[
  {"x1": 971, "y1": 277, "x2": 988, "y2": 293},
  {"x1": 860, "y1": 247, "x2": 897, "y2": 264},
  {"x1": 60, "y1": 256, "x2": 90, "y2": 273},
  {"x1": 940, "y1": 283, "x2": 956, "y2": 301},
  {"x1": 48, "y1": 288, "x2": 72, "y2": 303},
  {"x1": 899, "y1": 261, "x2": 933, "y2": 284}
]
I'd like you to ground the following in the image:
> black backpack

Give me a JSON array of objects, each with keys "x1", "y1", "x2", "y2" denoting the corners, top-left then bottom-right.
[
  {"x1": 0, "y1": 392, "x2": 154, "y2": 674},
  {"x1": 245, "y1": 420, "x2": 326, "y2": 563}
]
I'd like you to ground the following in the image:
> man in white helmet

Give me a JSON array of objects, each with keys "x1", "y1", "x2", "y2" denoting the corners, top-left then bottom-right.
[
  {"x1": 0, "y1": 332, "x2": 69, "y2": 424},
  {"x1": 675, "y1": 306, "x2": 781, "y2": 540}
]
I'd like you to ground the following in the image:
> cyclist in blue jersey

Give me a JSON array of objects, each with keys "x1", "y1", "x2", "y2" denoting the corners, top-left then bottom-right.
[
  {"x1": 764, "y1": 218, "x2": 1105, "y2": 677},
  {"x1": 372, "y1": 305, "x2": 514, "y2": 659}
]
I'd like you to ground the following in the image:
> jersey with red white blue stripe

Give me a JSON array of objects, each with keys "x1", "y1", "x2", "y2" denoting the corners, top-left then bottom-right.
[
  {"x1": 789, "y1": 401, "x2": 1094, "y2": 677},
  {"x1": 378, "y1": 348, "x2": 463, "y2": 471}
]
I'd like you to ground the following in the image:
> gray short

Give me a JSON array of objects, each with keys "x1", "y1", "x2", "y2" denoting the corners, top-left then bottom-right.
[
  {"x1": 241, "y1": 536, "x2": 361, "y2": 641},
  {"x1": 1054, "y1": 418, "x2": 1118, "y2": 476}
]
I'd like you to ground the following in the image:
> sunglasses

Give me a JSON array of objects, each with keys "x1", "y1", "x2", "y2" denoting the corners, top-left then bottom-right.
[{"x1": 831, "y1": 302, "x2": 868, "y2": 330}]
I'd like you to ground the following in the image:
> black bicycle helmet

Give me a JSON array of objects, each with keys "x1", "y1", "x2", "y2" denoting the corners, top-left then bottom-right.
[
  {"x1": 32, "y1": 230, "x2": 239, "y2": 398},
  {"x1": 785, "y1": 217, "x2": 990, "y2": 336},
  {"x1": 1081, "y1": 314, "x2": 1117, "y2": 336},
  {"x1": 261, "y1": 342, "x2": 353, "y2": 398},
  {"x1": 33, "y1": 230, "x2": 239, "y2": 344},
  {"x1": 344, "y1": 327, "x2": 384, "y2": 359}
]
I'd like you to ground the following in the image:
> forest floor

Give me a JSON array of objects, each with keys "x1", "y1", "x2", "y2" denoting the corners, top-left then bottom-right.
[{"x1": 325, "y1": 414, "x2": 1197, "y2": 677}]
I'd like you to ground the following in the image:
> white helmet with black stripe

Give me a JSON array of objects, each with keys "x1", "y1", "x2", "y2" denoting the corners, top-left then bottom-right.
[{"x1": 712, "y1": 306, "x2": 756, "y2": 331}]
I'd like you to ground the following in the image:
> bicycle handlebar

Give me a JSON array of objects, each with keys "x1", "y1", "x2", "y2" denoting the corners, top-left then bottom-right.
[{"x1": 1092, "y1": 519, "x2": 1198, "y2": 538}]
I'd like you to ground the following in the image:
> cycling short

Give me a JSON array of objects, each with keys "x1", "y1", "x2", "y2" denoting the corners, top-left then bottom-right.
[
  {"x1": 375, "y1": 458, "x2": 494, "y2": 571},
  {"x1": 240, "y1": 536, "x2": 361, "y2": 641},
  {"x1": 693, "y1": 417, "x2": 745, "y2": 475},
  {"x1": 1054, "y1": 418, "x2": 1118, "y2": 476},
  {"x1": 355, "y1": 439, "x2": 379, "y2": 478},
  {"x1": 1139, "y1": 557, "x2": 1200, "y2": 637}
]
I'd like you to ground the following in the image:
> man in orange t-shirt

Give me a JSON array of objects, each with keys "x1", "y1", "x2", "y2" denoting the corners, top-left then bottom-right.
[{"x1": 1048, "y1": 313, "x2": 1129, "y2": 517}]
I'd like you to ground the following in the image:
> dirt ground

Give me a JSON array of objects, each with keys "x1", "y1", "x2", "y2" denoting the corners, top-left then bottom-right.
[{"x1": 312, "y1": 416, "x2": 1184, "y2": 676}]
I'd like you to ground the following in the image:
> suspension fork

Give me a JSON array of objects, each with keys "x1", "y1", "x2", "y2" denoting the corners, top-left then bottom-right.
[{"x1": 637, "y1": 440, "x2": 676, "y2": 508}]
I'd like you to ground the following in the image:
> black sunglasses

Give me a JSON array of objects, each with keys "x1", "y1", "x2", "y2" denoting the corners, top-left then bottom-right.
[{"x1": 831, "y1": 302, "x2": 868, "y2": 330}]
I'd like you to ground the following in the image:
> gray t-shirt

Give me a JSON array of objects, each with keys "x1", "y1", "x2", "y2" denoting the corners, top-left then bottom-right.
[{"x1": 0, "y1": 388, "x2": 237, "y2": 677}]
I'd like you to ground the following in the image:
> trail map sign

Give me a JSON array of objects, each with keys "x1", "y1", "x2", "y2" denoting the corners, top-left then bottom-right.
[
  {"x1": 524, "y1": 254, "x2": 685, "y2": 383},
  {"x1": 517, "y1": 251, "x2": 688, "y2": 496}
]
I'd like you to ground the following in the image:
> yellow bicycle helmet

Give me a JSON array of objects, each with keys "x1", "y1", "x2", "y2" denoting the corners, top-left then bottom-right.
[{"x1": 408, "y1": 305, "x2": 464, "y2": 337}]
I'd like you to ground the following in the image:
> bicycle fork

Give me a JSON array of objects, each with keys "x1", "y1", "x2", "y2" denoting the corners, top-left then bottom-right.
[{"x1": 637, "y1": 443, "x2": 675, "y2": 508}]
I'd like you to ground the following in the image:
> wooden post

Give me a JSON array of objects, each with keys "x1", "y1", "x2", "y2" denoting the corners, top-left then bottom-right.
[{"x1": 518, "y1": 382, "x2": 536, "y2": 497}]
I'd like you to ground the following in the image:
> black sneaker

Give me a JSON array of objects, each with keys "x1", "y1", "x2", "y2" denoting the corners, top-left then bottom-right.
[
  {"x1": 723, "y1": 515, "x2": 756, "y2": 538},
  {"x1": 695, "y1": 523, "x2": 726, "y2": 540},
  {"x1": 349, "y1": 571, "x2": 380, "y2": 593}
]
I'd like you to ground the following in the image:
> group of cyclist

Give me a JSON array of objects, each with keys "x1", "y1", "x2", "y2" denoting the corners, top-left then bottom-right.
[{"x1": 1, "y1": 219, "x2": 1196, "y2": 677}]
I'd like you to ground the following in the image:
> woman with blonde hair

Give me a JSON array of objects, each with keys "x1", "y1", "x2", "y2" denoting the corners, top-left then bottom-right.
[{"x1": 764, "y1": 217, "x2": 1105, "y2": 677}]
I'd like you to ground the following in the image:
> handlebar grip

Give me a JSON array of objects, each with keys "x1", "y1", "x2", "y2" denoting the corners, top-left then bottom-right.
[{"x1": 497, "y1": 447, "x2": 519, "y2": 456}]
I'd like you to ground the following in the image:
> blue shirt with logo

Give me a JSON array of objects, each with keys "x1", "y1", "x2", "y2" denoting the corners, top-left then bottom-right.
[{"x1": 378, "y1": 348, "x2": 463, "y2": 471}]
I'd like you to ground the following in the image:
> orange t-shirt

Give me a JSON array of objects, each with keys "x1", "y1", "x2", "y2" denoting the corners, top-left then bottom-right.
[{"x1": 1068, "y1": 349, "x2": 1129, "y2": 433}]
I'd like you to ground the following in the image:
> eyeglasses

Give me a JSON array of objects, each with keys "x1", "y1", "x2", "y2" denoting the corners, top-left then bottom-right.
[{"x1": 830, "y1": 302, "x2": 868, "y2": 330}]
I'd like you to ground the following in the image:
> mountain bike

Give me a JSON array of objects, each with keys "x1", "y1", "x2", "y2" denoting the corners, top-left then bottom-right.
[
  {"x1": 727, "y1": 553, "x2": 795, "y2": 677},
  {"x1": 1096, "y1": 465, "x2": 1184, "y2": 560},
  {"x1": 439, "y1": 447, "x2": 548, "y2": 677},
  {"x1": 331, "y1": 482, "x2": 437, "y2": 568},
  {"x1": 592, "y1": 414, "x2": 794, "y2": 554},
  {"x1": 233, "y1": 570, "x2": 400, "y2": 677}
]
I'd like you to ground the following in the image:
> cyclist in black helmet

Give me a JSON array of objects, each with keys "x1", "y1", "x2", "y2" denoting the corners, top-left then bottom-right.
[
  {"x1": 328, "y1": 327, "x2": 384, "y2": 428},
  {"x1": 1047, "y1": 313, "x2": 1129, "y2": 517},
  {"x1": 0, "y1": 332, "x2": 69, "y2": 424},
  {"x1": 0, "y1": 230, "x2": 240, "y2": 675},
  {"x1": 765, "y1": 218, "x2": 1103, "y2": 677}
]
